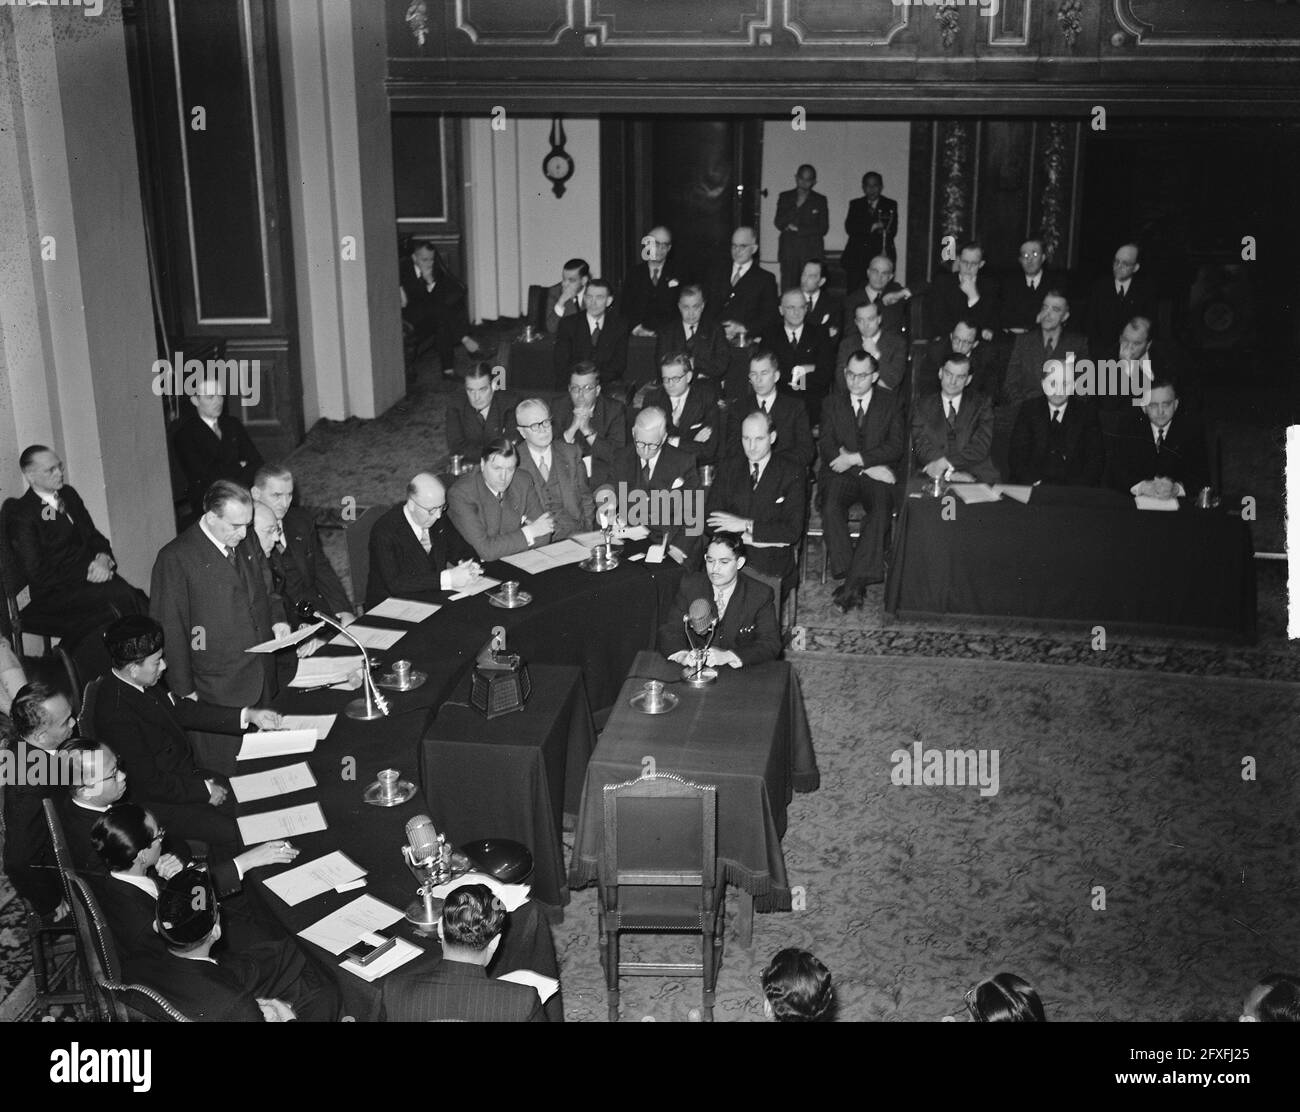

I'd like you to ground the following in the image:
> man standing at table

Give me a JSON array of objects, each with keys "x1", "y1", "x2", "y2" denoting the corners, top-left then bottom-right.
[
  {"x1": 366, "y1": 473, "x2": 481, "y2": 606},
  {"x1": 821, "y1": 352, "x2": 905, "y2": 614},
  {"x1": 911, "y1": 355, "x2": 999, "y2": 484},
  {"x1": 1105, "y1": 378, "x2": 1209, "y2": 499},
  {"x1": 551, "y1": 362, "x2": 629, "y2": 491},
  {"x1": 605, "y1": 408, "x2": 700, "y2": 560},
  {"x1": 448, "y1": 439, "x2": 555, "y2": 561},
  {"x1": 775, "y1": 165, "x2": 829, "y2": 291},
  {"x1": 514, "y1": 398, "x2": 594, "y2": 541},
  {"x1": 445, "y1": 362, "x2": 514, "y2": 462},
  {"x1": 381, "y1": 884, "x2": 549, "y2": 1022},
  {"x1": 149, "y1": 481, "x2": 287, "y2": 774},
  {"x1": 659, "y1": 533, "x2": 781, "y2": 669},
  {"x1": 251, "y1": 463, "x2": 354, "y2": 625}
]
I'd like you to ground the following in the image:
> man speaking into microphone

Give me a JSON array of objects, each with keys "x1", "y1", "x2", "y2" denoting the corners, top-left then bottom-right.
[{"x1": 658, "y1": 533, "x2": 781, "y2": 669}]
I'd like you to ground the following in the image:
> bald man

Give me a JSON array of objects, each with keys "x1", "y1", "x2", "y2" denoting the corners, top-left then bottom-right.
[
  {"x1": 621, "y1": 224, "x2": 685, "y2": 337},
  {"x1": 366, "y1": 473, "x2": 480, "y2": 606},
  {"x1": 606, "y1": 407, "x2": 701, "y2": 556}
]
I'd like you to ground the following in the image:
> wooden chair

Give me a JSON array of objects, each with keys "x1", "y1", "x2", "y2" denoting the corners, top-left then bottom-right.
[
  {"x1": 598, "y1": 772, "x2": 724, "y2": 1022},
  {"x1": 55, "y1": 620, "x2": 114, "y2": 718},
  {"x1": 0, "y1": 498, "x2": 63, "y2": 656},
  {"x1": 344, "y1": 504, "x2": 391, "y2": 612}
]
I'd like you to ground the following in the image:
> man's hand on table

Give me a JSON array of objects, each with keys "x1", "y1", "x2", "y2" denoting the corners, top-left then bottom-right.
[
  {"x1": 245, "y1": 707, "x2": 282, "y2": 731},
  {"x1": 446, "y1": 560, "x2": 483, "y2": 591},
  {"x1": 706, "y1": 648, "x2": 743, "y2": 669},
  {"x1": 237, "y1": 841, "x2": 300, "y2": 874}
]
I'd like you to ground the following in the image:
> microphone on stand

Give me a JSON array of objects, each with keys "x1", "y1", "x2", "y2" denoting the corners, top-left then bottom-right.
[
  {"x1": 295, "y1": 600, "x2": 388, "y2": 721},
  {"x1": 682, "y1": 597, "x2": 718, "y2": 686},
  {"x1": 401, "y1": 814, "x2": 447, "y2": 931}
]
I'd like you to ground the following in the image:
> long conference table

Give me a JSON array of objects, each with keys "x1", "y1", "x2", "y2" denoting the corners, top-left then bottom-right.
[
  {"x1": 233, "y1": 540, "x2": 684, "y2": 1018},
  {"x1": 883, "y1": 483, "x2": 1257, "y2": 640}
]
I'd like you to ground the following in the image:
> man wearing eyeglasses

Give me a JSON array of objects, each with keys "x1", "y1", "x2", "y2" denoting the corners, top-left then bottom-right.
[
  {"x1": 551, "y1": 362, "x2": 629, "y2": 491},
  {"x1": 622, "y1": 225, "x2": 685, "y2": 338},
  {"x1": 911, "y1": 355, "x2": 999, "y2": 484},
  {"x1": 514, "y1": 398, "x2": 594, "y2": 541},
  {"x1": 449, "y1": 439, "x2": 555, "y2": 561},
  {"x1": 999, "y1": 239, "x2": 1066, "y2": 335},
  {"x1": 655, "y1": 285, "x2": 730, "y2": 389},
  {"x1": 607, "y1": 407, "x2": 700, "y2": 559},
  {"x1": 366, "y1": 472, "x2": 480, "y2": 607},
  {"x1": 711, "y1": 226, "x2": 778, "y2": 339},
  {"x1": 636, "y1": 353, "x2": 722, "y2": 467},
  {"x1": 820, "y1": 353, "x2": 905, "y2": 613},
  {"x1": 723, "y1": 349, "x2": 814, "y2": 469}
]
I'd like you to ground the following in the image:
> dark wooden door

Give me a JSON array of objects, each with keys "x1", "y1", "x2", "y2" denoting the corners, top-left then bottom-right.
[{"x1": 601, "y1": 117, "x2": 762, "y2": 289}]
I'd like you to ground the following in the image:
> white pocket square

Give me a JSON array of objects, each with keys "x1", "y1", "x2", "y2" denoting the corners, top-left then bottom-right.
[
  {"x1": 668, "y1": 279, "x2": 679, "y2": 288},
  {"x1": 671, "y1": 477, "x2": 684, "y2": 490},
  {"x1": 775, "y1": 496, "x2": 786, "y2": 504}
]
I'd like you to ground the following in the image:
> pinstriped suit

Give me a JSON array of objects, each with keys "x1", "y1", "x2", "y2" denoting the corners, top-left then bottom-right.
[{"x1": 381, "y1": 959, "x2": 547, "y2": 1022}]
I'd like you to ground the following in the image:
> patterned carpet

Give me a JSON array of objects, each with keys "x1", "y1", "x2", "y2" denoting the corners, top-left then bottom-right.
[{"x1": 2, "y1": 330, "x2": 1294, "y2": 1021}]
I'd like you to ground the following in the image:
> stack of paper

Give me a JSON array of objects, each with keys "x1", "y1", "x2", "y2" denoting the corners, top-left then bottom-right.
[
  {"x1": 501, "y1": 538, "x2": 592, "y2": 574},
  {"x1": 236, "y1": 801, "x2": 328, "y2": 845},
  {"x1": 431, "y1": 872, "x2": 531, "y2": 912},
  {"x1": 365, "y1": 597, "x2": 441, "y2": 622},
  {"x1": 298, "y1": 894, "x2": 404, "y2": 954},
  {"x1": 328, "y1": 625, "x2": 406, "y2": 650},
  {"x1": 280, "y1": 714, "x2": 337, "y2": 739},
  {"x1": 1135, "y1": 494, "x2": 1180, "y2": 511},
  {"x1": 288, "y1": 655, "x2": 364, "y2": 688},
  {"x1": 246, "y1": 623, "x2": 324, "y2": 653},
  {"x1": 237, "y1": 729, "x2": 319, "y2": 762},
  {"x1": 264, "y1": 850, "x2": 368, "y2": 907},
  {"x1": 228, "y1": 761, "x2": 317, "y2": 803},
  {"x1": 339, "y1": 932, "x2": 424, "y2": 982}
]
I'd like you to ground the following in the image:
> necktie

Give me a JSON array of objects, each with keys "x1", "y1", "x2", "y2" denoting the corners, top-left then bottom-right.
[
  {"x1": 731, "y1": 266, "x2": 742, "y2": 286},
  {"x1": 685, "y1": 325, "x2": 694, "y2": 341},
  {"x1": 1118, "y1": 282, "x2": 1127, "y2": 298},
  {"x1": 274, "y1": 538, "x2": 286, "y2": 554},
  {"x1": 759, "y1": 398, "x2": 769, "y2": 414},
  {"x1": 789, "y1": 330, "x2": 797, "y2": 345},
  {"x1": 55, "y1": 497, "x2": 70, "y2": 522},
  {"x1": 1029, "y1": 277, "x2": 1037, "y2": 290},
  {"x1": 751, "y1": 462, "x2": 760, "y2": 489},
  {"x1": 1052, "y1": 408, "x2": 1062, "y2": 424},
  {"x1": 1046, "y1": 337, "x2": 1055, "y2": 354},
  {"x1": 640, "y1": 460, "x2": 651, "y2": 487},
  {"x1": 539, "y1": 455, "x2": 550, "y2": 481},
  {"x1": 714, "y1": 589, "x2": 726, "y2": 619},
  {"x1": 1157, "y1": 427, "x2": 1166, "y2": 449},
  {"x1": 478, "y1": 407, "x2": 489, "y2": 423},
  {"x1": 591, "y1": 324, "x2": 602, "y2": 347},
  {"x1": 650, "y1": 265, "x2": 660, "y2": 285},
  {"x1": 419, "y1": 527, "x2": 432, "y2": 554},
  {"x1": 223, "y1": 545, "x2": 235, "y2": 563},
  {"x1": 945, "y1": 401, "x2": 956, "y2": 430},
  {"x1": 854, "y1": 400, "x2": 865, "y2": 424}
]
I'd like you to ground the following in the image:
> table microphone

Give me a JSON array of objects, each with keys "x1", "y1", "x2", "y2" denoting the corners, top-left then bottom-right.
[
  {"x1": 405, "y1": 814, "x2": 441, "y2": 869},
  {"x1": 687, "y1": 598, "x2": 714, "y2": 637},
  {"x1": 682, "y1": 598, "x2": 718, "y2": 685},
  {"x1": 402, "y1": 813, "x2": 446, "y2": 930},
  {"x1": 295, "y1": 600, "x2": 389, "y2": 720}
]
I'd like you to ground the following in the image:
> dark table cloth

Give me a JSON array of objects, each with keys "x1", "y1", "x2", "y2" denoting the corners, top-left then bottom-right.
[
  {"x1": 568, "y1": 650, "x2": 820, "y2": 912},
  {"x1": 884, "y1": 483, "x2": 1257, "y2": 641},
  {"x1": 420, "y1": 664, "x2": 596, "y2": 908}
]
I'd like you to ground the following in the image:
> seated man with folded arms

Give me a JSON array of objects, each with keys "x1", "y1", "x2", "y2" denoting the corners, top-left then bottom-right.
[
  {"x1": 448, "y1": 439, "x2": 555, "y2": 561},
  {"x1": 1104, "y1": 378, "x2": 1209, "y2": 500},
  {"x1": 659, "y1": 533, "x2": 781, "y2": 670},
  {"x1": 366, "y1": 473, "x2": 482, "y2": 607},
  {"x1": 445, "y1": 362, "x2": 514, "y2": 462},
  {"x1": 132, "y1": 867, "x2": 340, "y2": 1022},
  {"x1": 91, "y1": 615, "x2": 281, "y2": 849},
  {"x1": 1007, "y1": 364, "x2": 1104, "y2": 487},
  {"x1": 381, "y1": 883, "x2": 548, "y2": 1022},
  {"x1": 513, "y1": 398, "x2": 594, "y2": 541},
  {"x1": 0, "y1": 681, "x2": 78, "y2": 917},
  {"x1": 704, "y1": 410, "x2": 806, "y2": 598},
  {"x1": 820, "y1": 352, "x2": 906, "y2": 614},
  {"x1": 551, "y1": 361, "x2": 629, "y2": 491},
  {"x1": 911, "y1": 355, "x2": 999, "y2": 484}
]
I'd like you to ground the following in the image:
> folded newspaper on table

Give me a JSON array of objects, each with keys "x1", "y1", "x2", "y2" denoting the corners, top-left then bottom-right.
[
  {"x1": 430, "y1": 871, "x2": 531, "y2": 912},
  {"x1": 288, "y1": 655, "x2": 365, "y2": 688}
]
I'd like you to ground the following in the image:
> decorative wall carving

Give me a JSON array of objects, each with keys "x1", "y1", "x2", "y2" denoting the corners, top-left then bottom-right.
[
  {"x1": 1036, "y1": 120, "x2": 1071, "y2": 264},
  {"x1": 937, "y1": 120, "x2": 974, "y2": 245},
  {"x1": 1114, "y1": 0, "x2": 1300, "y2": 48},
  {"x1": 454, "y1": 0, "x2": 575, "y2": 45},
  {"x1": 584, "y1": 0, "x2": 773, "y2": 46},
  {"x1": 781, "y1": 0, "x2": 909, "y2": 46}
]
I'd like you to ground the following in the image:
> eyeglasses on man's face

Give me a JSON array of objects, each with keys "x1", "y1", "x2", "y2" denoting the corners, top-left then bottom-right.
[{"x1": 519, "y1": 418, "x2": 552, "y2": 433}]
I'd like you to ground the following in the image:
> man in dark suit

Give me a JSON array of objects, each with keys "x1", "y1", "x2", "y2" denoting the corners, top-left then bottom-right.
[
  {"x1": 553, "y1": 278, "x2": 629, "y2": 389},
  {"x1": 552, "y1": 363, "x2": 629, "y2": 492},
  {"x1": 366, "y1": 473, "x2": 481, "y2": 606},
  {"x1": 637, "y1": 353, "x2": 723, "y2": 467},
  {"x1": 400, "y1": 240, "x2": 480, "y2": 375},
  {"x1": 711, "y1": 226, "x2": 778, "y2": 340},
  {"x1": 999, "y1": 239, "x2": 1067, "y2": 335},
  {"x1": 1105, "y1": 379, "x2": 1210, "y2": 499},
  {"x1": 705, "y1": 410, "x2": 806, "y2": 590},
  {"x1": 800, "y1": 258, "x2": 842, "y2": 342},
  {"x1": 655, "y1": 285, "x2": 730, "y2": 389},
  {"x1": 842, "y1": 171, "x2": 899, "y2": 292},
  {"x1": 911, "y1": 355, "x2": 999, "y2": 484},
  {"x1": 172, "y1": 381, "x2": 264, "y2": 520},
  {"x1": 1083, "y1": 243, "x2": 1157, "y2": 363},
  {"x1": 448, "y1": 439, "x2": 554, "y2": 561},
  {"x1": 843, "y1": 255, "x2": 910, "y2": 337},
  {"x1": 605, "y1": 407, "x2": 702, "y2": 557},
  {"x1": 724, "y1": 349, "x2": 815, "y2": 470},
  {"x1": 912, "y1": 318, "x2": 999, "y2": 402},
  {"x1": 91, "y1": 615, "x2": 281, "y2": 847},
  {"x1": 1008, "y1": 366, "x2": 1105, "y2": 487},
  {"x1": 7, "y1": 445, "x2": 146, "y2": 644},
  {"x1": 769, "y1": 288, "x2": 836, "y2": 425},
  {"x1": 835, "y1": 300, "x2": 907, "y2": 394},
  {"x1": 659, "y1": 534, "x2": 781, "y2": 668},
  {"x1": 251, "y1": 463, "x2": 354, "y2": 624},
  {"x1": 543, "y1": 258, "x2": 589, "y2": 334},
  {"x1": 514, "y1": 398, "x2": 594, "y2": 540},
  {"x1": 381, "y1": 883, "x2": 548, "y2": 1022},
  {"x1": 1101, "y1": 314, "x2": 1182, "y2": 413},
  {"x1": 149, "y1": 481, "x2": 284, "y2": 772},
  {"x1": 0, "y1": 682, "x2": 78, "y2": 916},
  {"x1": 775, "y1": 164, "x2": 830, "y2": 290},
  {"x1": 820, "y1": 352, "x2": 906, "y2": 613},
  {"x1": 444, "y1": 363, "x2": 515, "y2": 463},
  {"x1": 621, "y1": 225, "x2": 685, "y2": 337},
  {"x1": 1003, "y1": 291, "x2": 1091, "y2": 407},
  {"x1": 930, "y1": 241, "x2": 1000, "y2": 342}
]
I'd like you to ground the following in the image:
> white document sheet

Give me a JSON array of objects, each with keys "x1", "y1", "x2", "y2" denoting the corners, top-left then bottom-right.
[
  {"x1": 246, "y1": 622, "x2": 325, "y2": 653},
  {"x1": 1135, "y1": 494, "x2": 1180, "y2": 511},
  {"x1": 263, "y1": 850, "x2": 368, "y2": 907},
  {"x1": 228, "y1": 761, "x2": 317, "y2": 804},
  {"x1": 448, "y1": 575, "x2": 500, "y2": 601},
  {"x1": 288, "y1": 655, "x2": 364, "y2": 687},
  {"x1": 498, "y1": 968, "x2": 560, "y2": 1003},
  {"x1": 298, "y1": 895, "x2": 405, "y2": 955},
  {"x1": 499, "y1": 550, "x2": 556, "y2": 575},
  {"x1": 501, "y1": 538, "x2": 592, "y2": 573},
  {"x1": 430, "y1": 872, "x2": 531, "y2": 913},
  {"x1": 279, "y1": 714, "x2": 337, "y2": 739},
  {"x1": 236, "y1": 729, "x2": 318, "y2": 762},
  {"x1": 992, "y1": 484, "x2": 1034, "y2": 504},
  {"x1": 571, "y1": 530, "x2": 605, "y2": 547},
  {"x1": 950, "y1": 483, "x2": 1002, "y2": 505},
  {"x1": 339, "y1": 933, "x2": 424, "y2": 982},
  {"x1": 236, "y1": 802, "x2": 328, "y2": 845},
  {"x1": 364, "y1": 597, "x2": 441, "y2": 622},
  {"x1": 328, "y1": 625, "x2": 406, "y2": 650}
]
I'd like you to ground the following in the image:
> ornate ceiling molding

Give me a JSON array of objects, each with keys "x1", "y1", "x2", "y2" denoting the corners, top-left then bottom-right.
[
  {"x1": 781, "y1": 0, "x2": 910, "y2": 46},
  {"x1": 583, "y1": 0, "x2": 775, "y2": 47},
  {"x1": 453, "y1": 0, "x2": 577, "y2": 46},
  {"x1": 1113, "y1": 0, "x2": 1300, "y2": 48}
]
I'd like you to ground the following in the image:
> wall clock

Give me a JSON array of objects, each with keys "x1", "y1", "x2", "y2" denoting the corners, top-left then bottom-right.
[{"x1": 543, "y1": 116, "x2": 574, "y2": 198}]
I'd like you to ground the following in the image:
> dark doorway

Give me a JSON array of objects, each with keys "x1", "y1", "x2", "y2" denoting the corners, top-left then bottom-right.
[{"x1": 600, "y1": 117, "x2": 762, "y2": 290}]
